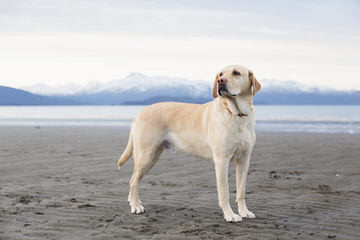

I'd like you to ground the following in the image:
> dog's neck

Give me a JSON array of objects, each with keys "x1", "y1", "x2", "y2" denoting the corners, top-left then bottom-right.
[{"x1": 218, "y1": 92, "x2": 253, "y2": 118}]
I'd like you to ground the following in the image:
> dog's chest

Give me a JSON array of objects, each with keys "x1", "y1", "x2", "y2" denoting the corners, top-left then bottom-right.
[{"x1": 225, "y1": 118, "x2": 255, "y2": 155}]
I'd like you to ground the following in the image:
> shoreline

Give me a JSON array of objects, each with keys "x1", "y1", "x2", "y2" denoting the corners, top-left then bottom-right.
[{"x1": 0, "y1": 124, "x2": 359, "y2": 135}]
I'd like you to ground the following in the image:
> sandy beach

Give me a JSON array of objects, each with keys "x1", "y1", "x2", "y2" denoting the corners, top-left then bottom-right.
[{"x1": 0, "y1": 126, "x2": 359, "y2": 239}]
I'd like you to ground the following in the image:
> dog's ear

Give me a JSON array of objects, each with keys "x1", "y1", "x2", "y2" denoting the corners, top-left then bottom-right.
[
  {"x1": 213, "y1": 74, "x2": 219, "y2": 98},
  {"x1": 249, "y1": 70, "x2": 261, "y2": 95}
]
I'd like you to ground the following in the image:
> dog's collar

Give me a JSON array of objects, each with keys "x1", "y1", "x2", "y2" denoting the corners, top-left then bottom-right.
[
  {"x1": 221, "y1": 98, "x2": 249, "y2": 118},
  {"x1": 225, "y1": 107, "x2": 248, "y2": 118}
]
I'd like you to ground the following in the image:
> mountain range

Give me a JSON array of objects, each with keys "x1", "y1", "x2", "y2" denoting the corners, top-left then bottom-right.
[
  {"x1": 0, "y1": 86, "x2": 76, "y2": 105},
  {"x1": 1, "y1": 73, "x2": 360, "y2": 105}
]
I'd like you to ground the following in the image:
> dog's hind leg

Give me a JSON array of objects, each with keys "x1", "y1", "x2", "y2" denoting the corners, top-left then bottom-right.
[{"x1": 128, "y1": 145, "x2": 164, "y2": 214}]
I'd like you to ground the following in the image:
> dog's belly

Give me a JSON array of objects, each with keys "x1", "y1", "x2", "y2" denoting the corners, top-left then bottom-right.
[{"x1": 165, "y1": 132, "x2": 212, "y2": 159}]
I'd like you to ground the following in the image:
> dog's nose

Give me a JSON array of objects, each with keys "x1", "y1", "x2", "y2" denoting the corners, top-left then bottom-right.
[{"x1": 217, "y1": 78, "x2": 227, "y2": 84}]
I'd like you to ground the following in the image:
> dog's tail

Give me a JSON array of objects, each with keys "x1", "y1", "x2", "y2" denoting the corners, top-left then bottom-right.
[{"x1": 117, "y1": 119, "x2": 135, "y2": 169}]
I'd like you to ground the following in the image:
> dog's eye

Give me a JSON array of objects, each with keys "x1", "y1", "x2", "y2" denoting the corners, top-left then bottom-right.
[
  {"x1": 219, "y1": 72, "x2": 223, "y2": 77},
  {"x1": 233, "y1": 70, "x2": 241, "y2": 76}
]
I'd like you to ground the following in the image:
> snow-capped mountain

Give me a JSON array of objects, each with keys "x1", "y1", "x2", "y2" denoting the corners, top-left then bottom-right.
[
  {"x1": 22, "y1": 73, "x2": 213, "y2": 105},
  {"x1": 22, "y1": 83, "x2": 84, "y2": 96},
  {"x1": 85, "y1": 73, "x2": 209, "y2": 94},
  {"x1": 23, "y1": 73, "x2": 334, "y2": 97},
  {"x1": 23, "y1": 73, "x2": 212, "y2": 96},
  {"x1": 16, "y1": 73, "x2": 360, "y2": 105},
  {"x1": 260, "y1": 79, "x2": 334, "y2": 93}
]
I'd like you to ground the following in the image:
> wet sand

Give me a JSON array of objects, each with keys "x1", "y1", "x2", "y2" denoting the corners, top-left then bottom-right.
[{"x1": 0, "y1": 126, "x2": 359, "y2": 239}]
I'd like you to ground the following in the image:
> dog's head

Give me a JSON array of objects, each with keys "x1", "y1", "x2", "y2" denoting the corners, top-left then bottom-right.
[{"x1": 212, "y1": 65, "x2": 261, "y2": 98}]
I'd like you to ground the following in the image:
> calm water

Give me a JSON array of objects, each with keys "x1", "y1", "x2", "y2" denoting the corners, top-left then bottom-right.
[{"x1": 1, "y1": 105, "x2": 360, "y2": 134}]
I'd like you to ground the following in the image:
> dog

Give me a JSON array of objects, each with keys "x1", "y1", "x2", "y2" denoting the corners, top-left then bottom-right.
[{"x1": 117, "y1": 65, "x2": 261, "y2": 222}]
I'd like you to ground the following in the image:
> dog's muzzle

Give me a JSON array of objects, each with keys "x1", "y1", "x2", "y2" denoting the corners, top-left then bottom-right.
[{"x1": 218, "y1": 84, "x2": 228, "y2": 96}]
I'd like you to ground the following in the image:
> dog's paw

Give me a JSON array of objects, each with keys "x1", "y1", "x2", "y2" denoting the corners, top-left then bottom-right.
[
  {"x1": 130, "y1": 203, "x2": 145, "y2": 214},
  {"x1": 238, "y1": 209, "x2": 255, "y2": 218},
  {"x1": 224, "y1": 213, "x2": 242, "y2": 222},
  {"x1": 129, "y1": 199, "x2": 145, "y2": 214}
]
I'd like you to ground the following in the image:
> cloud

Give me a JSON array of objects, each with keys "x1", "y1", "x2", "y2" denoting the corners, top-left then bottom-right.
[
  {"x1": 0, "y1": 0, "x2": 359, "y2": 90},
  {"x1": 1, "y1": 0, "x2": 359, "y2": 38}
]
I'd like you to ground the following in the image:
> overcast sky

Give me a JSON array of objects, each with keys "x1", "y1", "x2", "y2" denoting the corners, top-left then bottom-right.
[{"x1": 1, "y1": 0, "x2": 359, "y2": 90}]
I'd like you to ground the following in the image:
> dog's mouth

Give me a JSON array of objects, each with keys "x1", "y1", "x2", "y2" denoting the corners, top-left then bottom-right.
[{"x1": 218, "y1": 84, "x2": 228, "y2": 96}]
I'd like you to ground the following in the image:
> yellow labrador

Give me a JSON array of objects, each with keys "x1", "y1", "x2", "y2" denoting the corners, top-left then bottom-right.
[{"x1": 117, "y1": 65, "x2": 261, "y2": 222}]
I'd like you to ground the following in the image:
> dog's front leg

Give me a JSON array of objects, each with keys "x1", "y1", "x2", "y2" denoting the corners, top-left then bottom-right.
[
  {"x1": 214, "y1": 157, "x2": 242, "y2": 222},
  {"x1": 236, "y1": 153, "x2": 255, "y2": 218}
]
